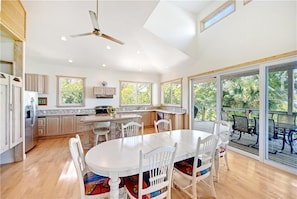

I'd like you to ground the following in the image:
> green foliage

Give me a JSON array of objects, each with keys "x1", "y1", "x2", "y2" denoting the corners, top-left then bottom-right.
[
  {"x1": 223, "y1": 75, "x2": 259, "y2": 109},
  {"x1": 162, "y1": 81, "x2": 181, "y2": 105},
  {"x1": 60, "y1": 78, "x2": 84, "y2": 104},
  {"x1": 193, "y1": 69, "x2": 297, "y2": 121},
  {"x1": 121, "y1": 82, "x2": 151, "y2": 105}
]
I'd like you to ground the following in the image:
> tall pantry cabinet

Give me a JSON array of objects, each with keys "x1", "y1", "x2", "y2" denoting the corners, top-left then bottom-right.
[
  {"x1": 0, "y1": 73, "x2": 23, "y2": 154},
  {"x1": 0, "y1": 0, "x2": 26, "y2": 164}
]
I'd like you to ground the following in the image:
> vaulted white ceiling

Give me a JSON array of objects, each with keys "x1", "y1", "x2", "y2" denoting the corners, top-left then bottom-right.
[{"x1": 22, "y1": 0, "x2": 213, "y2": 74}]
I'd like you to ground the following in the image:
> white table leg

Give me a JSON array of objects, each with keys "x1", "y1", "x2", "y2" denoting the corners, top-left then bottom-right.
[{"x1": 109, "y1": 174, "x2": 121, "y2": 199}]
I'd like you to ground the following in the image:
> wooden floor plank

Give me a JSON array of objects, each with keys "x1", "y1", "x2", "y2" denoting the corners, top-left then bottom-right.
[{"x1": 1, "y1": 134, "x2": 296, "y2": 199}]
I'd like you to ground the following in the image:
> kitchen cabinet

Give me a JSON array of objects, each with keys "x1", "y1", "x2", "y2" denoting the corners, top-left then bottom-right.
[
  {"x1": 75, "y1": 115, "x2": 92, "y2": 133},
  {"x1": 61, "y1": 115, "x2": 75, "y2": 135},
  {"x1": 37, "y1": 117, "x2": 46, "y2": 136},
  {"x1": 0, "y1": 73, "x2": 23, "y2": 154},
  {"x1": 141, "y1": 112, "x2": 155, "y2": 127},
  {"x1": 163, "y1": 113, "x2": 184, "y2": 130},
  {"x1": 46, "y1": 116, "x2": 60, "y2": 136},
  {"x1": 93, "y1": 87, "x2": 116, "y2": 97},
  {"x1": 25, "y1": 73, "x2": 48, "y2": 94},
  {"x1": 38, "y1": 115, "x2": 79, "y2": 137}
]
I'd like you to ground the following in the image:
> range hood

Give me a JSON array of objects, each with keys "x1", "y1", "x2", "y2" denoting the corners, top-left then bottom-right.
[
  {"x1": 95, "y1": 94, "x2": 113, "y2": 99},
  {"x1": 93, "y1": 86, "x2": 116, "y2": 99}
]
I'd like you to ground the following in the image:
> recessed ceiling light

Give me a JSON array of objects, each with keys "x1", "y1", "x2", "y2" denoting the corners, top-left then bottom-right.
[
  {"x1": 61, "y1": 36, "x2": 67, "y2": 41},
  {"x1": 102, "y1": 64, "x2": 106, "y2": 67},
  {"x1": 137, "y1": 50, "x2": 141, "y2": 54},
  {"x1": 68, "y1": 59, "x2": 73, "y2": 63},
  {"x1": 106, "y1": 45, "x2": 111, "y2": 50}
]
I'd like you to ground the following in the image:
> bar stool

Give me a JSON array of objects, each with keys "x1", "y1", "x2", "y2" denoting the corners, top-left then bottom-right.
[{"x1": 93, "y1": 122, "x2": 111, "y2": 145}]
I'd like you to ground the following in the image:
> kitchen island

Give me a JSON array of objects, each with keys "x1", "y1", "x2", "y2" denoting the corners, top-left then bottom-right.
[{"x1": 79, "y1": 113, "x2": 142, "y2": 148}]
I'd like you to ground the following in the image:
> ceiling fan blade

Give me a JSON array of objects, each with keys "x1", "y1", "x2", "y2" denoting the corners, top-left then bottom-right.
[
  {"x1": 70, "y1": 32, "x2": 93, "y2": 37},
  {"x1": 100, "y1": 33, "x2": 124, "y2": 45},
  {"x1": 89, "y1": 10, "x2": 100, "y2": 31}
]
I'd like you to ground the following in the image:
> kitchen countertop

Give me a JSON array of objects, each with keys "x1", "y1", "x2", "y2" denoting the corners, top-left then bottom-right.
[
  {"x1": 117, "y1": 109, "x2": 186, "y2": 115},
  {"x1": 37, "y1": 108, "x2": 186, "y2": 117},
  {"x1": 80, "y1": 113, "x2": 142, "y2": 123}
]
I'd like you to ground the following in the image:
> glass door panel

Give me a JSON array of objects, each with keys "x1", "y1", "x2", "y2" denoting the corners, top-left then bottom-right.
[
  {"x1": 222, "y1": 72, "x2": 259, "y2": 156},
  {"x1": 266, "y1": 61, "x2": 297, "y2": 169},
  {"x1": 191, "y1": 78, "x2": 217, "y2": 133}
]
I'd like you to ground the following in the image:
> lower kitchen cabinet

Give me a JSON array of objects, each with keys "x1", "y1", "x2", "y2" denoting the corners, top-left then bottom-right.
[
  {"x1": 37, "y1": 117, "x2": 46, "y2": 136},
  {"x1": 163, "y1": 113, "x2": 184, "y2": 130},
  {"x1": 38, "y1": 115, "x2": 76, "y2": 137},
  {"x1": 46, "y1": 116, "x2": 60, "y2": 136},
  {"x1": 61, "y1": 115, "x2": 75, "y2": 135}
]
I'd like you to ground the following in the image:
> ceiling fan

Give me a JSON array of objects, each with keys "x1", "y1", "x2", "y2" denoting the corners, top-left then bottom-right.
[{"x1": 70, "y1": 0, "x2": 124, "y2": 45}]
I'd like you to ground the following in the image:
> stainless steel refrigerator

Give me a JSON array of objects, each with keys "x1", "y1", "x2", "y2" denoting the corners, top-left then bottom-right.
[{"x1": 24, "y1": 91, "x2": 38, "y2": 152}]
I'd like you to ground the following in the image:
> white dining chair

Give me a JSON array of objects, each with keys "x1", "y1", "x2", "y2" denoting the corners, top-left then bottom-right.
[
  {"x1": 173, "y1": 135, "x2": 218, "y2": 199},
  {"x1": 92, "y1": 122, "x2": 110, "y2": 145},
  {"x1": 121, "y1": 121, "x2": 144, "y2": 138},
  {"x1": 154, "y1": 119, "x2": 172, "y2": 133},
  {"x1": 69, "y1": 134, "x2": 125, "y2": 199},
  {"x1": 124, "y1": 143, "x2": 177, "y2": 199},
  {"x1": 213, "y1": 120, "x2": 232, "y2": 182}
]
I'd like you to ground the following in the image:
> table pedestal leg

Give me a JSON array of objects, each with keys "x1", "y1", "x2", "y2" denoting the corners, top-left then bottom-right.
[{"x1": 109, "y1": 175, "x2": 121, "y2": 199}]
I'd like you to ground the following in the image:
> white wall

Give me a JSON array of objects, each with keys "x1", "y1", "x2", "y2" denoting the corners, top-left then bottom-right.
[
  {"x1": 25, "y1": 1, "x2": 296, "y2": 111},
  {"x1": 160, "y1": 0, "x2": 297, "y2": 110},
  {"x1": 25, "y1": 60, "x2": 161, "y2": 109}
]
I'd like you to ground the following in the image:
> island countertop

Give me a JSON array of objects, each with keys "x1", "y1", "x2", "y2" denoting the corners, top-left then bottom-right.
[{"x1": 80, "y1": 113, "x2": 142, "y2": 123}]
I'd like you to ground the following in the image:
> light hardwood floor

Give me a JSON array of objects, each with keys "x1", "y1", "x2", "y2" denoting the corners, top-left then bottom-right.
[{"x1": 1, "y1": 132, "x2": 297, "y2": 199}]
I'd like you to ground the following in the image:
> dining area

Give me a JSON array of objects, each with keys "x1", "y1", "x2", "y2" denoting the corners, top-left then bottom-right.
[
  {"x1": 1, "y1": 125, "x2": 296, "y2": 199},
  {"x1": 68, "y1": 118, "x2": 231, "y2": 199}
]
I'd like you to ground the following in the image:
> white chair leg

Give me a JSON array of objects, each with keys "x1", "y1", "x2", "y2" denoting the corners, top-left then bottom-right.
[
  {"x1": 224, "y1": 150, "x2": 230, "y2": 170},
  {"x1": 214, "y1": 149, "x2": 219, "y2": 182},
  {"x1": 94, "y1": 133, "x2": 99, "y2": 146},
  {"x1": 192, "y1": 178, "x2": 197, "y2": 199}
]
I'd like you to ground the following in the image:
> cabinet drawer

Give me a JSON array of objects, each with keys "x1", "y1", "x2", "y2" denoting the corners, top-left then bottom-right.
[{"x1": 38, "y1": 118, "x2": 46, "y2": 127}]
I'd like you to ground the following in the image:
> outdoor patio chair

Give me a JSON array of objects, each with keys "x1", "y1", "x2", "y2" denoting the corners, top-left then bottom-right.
[
  {"x1": 232, "y1": 115, "x2": 254, "y2": 143},
  {"x1": 275, "y1": 114, "x2": 296, "y2": 153}
]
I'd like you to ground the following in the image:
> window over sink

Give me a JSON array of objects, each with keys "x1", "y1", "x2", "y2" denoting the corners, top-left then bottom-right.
[
  {"x1": 57, "y1": 75, "x2": 85, "y2": 107},
  {"x1": 161, "y1": 78, "x2": 182, "y2": 107},
  {"x1": 120, "y1": 81, "x2": 152, "y2": 106}
]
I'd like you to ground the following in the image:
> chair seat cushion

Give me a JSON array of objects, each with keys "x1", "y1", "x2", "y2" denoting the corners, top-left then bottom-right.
[
  {"x1": 84, "y1": 172, "x2": 124, "y2": 195},
  {"x1": 219, "y1": 147, "x2": 226, "y2": 157},
  {"x1": 174, "y1": 157, "x2": 209, "y2": 176},
  {"x1": 124, "y1": 172, "x2": 167, "y2": 199}
]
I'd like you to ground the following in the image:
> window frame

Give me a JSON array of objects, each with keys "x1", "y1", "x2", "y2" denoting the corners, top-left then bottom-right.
[
  {"x1": 120, "y1": 80, "x2": 152, "y2": 106},
  {"x1": 200, "y1": 0, "x2": 236, "y2": 32},
  {"x1": 161, "y1": 78, "x2": 182, "y2": 107},
  {"x1": 56, "y1": 75, "x2": 86, "y2": 107}
]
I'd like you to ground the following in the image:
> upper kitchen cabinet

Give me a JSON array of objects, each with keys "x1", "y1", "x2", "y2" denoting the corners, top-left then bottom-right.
[
  {"x1": 25, "y1": 73, "x2": 49, "y2": 94},
  {"x1": 93, "y1": 87, "x2": 116, "y2": 98},
  {"x1": 0, "y1": 0, "x2": 26, "y2": 41}
]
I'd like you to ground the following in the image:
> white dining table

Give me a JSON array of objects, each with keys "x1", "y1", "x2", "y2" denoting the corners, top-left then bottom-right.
[{"x1": 85, "y1": 129, "x2": 213, "y2": 199}]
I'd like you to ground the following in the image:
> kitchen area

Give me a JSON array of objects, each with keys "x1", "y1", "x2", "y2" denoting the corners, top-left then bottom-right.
[
  {"x1": 36, "y1": 105, "x2": 186, "y2": 148},
  {"x1": 0, "y1": 0, "x2": 187, "y2": 165}
]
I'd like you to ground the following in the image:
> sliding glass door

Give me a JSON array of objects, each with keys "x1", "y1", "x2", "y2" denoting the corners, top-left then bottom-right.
[
  {"x1": 221, "y1": 70, "x2": 259, "y2": 156},
  {"x1": 265, "y1": 61, "x2": 297, "y2": 169},
  {"x1": 190, "y1": 77, "x2": 217, "y2": 133},
  {"x1": 189, "y1": 57, "x2": 297, "y2": 172}
]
